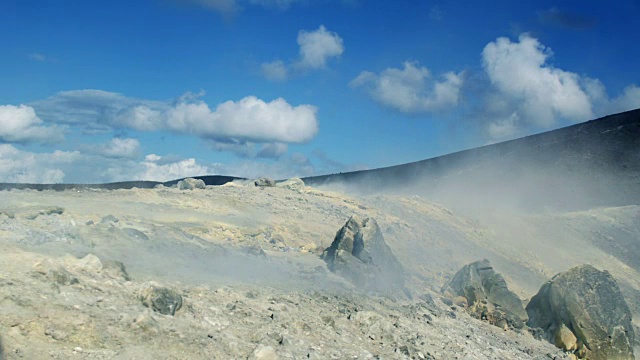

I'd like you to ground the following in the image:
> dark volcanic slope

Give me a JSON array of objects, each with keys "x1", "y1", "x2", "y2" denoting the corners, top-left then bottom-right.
[{"x1": 304, "y1": 109, "x2": 640, "y2": 210}]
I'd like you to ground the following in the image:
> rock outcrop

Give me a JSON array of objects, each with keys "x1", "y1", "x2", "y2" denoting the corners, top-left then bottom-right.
[
  {"x1": 140, "y1": 286, "x2": 183, "y2": 316},
  {"x1": 276, "y1": 178, "x2": 305, "y2": 191},
  {"x1": 526, "y1": 265, "x2": 635, "y2": 360},
  {"x1": 442, "y1": 259, "x2": 527, "y2": 329},
  {"x1": 254, "y1": 178, "x2": 276, "y2": 187},
  {"x1": 321, "y1": 215, "x2": 405, "y2": 293},
  {"x1": 177, "y1": 178, "x2": 206, "y2": 190}
]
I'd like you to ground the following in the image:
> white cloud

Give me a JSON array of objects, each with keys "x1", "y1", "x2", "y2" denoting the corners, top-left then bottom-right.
[
  {"x1": 30, "y1": 90, "x2": 319, "y2": 145},
  {"x1": 261, "y1": 25, "x2": 344, "y2": 81},
  {"x1": 261, "y1": 60, "x2": 288, "y2": 81},
  {"x1": 350, "y1": 62, "x2": 464, "y2": 113},
  {"x1": 295, "y1": 25, "x2": 344, "y2": 70},
  {"x1": 479, "y1": 34, "x2": 640, "y2": 140},
  {"x1": 0, "y1": 144, "x2": 79, "y2": 183},
  {"x1": 482, "y1": 34, "x2": 593, "y2": 127},
  {"x1": 164, "y1": 96, "x2": 318, "y2": 143},
  {"x1": 132, "y1": 155, "x2": 213, "y2": 182},
  {"x1": 0, "y1": 105, "x2": 64, "y2": 144},
  {"x1": 91, "y1": 138, "x2": 141, "y2": 159}
]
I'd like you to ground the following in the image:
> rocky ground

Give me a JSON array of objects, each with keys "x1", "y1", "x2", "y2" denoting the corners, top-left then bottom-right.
[{"x1": 0, "y1": 181, "x2": 637, "y2": 359}]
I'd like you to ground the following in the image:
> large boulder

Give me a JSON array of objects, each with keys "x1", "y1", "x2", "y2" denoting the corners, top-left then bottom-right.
[
  {"x1": 526, "y1": 265, "x2": 635, "y2": 360},
  {"x1": 321, "y1": 215, "x2": 405, "y2": 293},
  {"x1": 442, "y1": 259, "x2": 527, "y2": 329},
  {"x1": 177, "y1": 178, "x2": 206, "y2": 190}
]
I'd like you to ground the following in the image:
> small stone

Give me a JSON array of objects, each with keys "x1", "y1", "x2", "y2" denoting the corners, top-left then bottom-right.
[{"x1": 554, "y1": 324, "x2": 578, "y2": 352}]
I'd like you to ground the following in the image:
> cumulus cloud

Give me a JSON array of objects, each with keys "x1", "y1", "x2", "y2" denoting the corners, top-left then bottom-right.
[
  {"x1": 261, "y1": 25, "x2": 344, "y2": 81},
  {"x1": 482, "y1": 34, "x2": 594, "y2": 127},
  {"x1": 295, "y1": 25, "x2": 344, "y2": 70},
  {"x1": 261, "y1": 60, "x2": 288, "y2": 81},
  {"x1": 350, "y1": 62, "x2": 464, "y2": 113},
  {"x1": 479, "y1": 34, "x2": 640, "y2": 140},
  {"x1": 132, "y1": 154, "x2": 213, "y2": 182},
  {"x1": 89, "y1": 138, "x2": 141, "y2": 159},
  {"x1": 30, "y1": 90, "x2": 318, "y2": 146},
  {"x1": 0, "y1": 144, "x2": 79, "y2": 183},
  {"x1": 0, "y1": 105, "x2": 64, "y2": 144}
]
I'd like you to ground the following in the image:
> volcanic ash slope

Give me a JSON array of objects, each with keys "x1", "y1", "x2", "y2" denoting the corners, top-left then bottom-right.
[{"x1": 0, "y1": 183, "x2": 637, "y2": 359}]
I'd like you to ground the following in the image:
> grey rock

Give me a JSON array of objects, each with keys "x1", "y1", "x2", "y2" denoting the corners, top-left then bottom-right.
[
  {"x1": 321, "y1": 215, "x2": 405, "y2": 293},
  {"x1": 177, "y1": 178, "x2": 206, "y2": 190},
  {"x1": 254, "y1": 178, "x2": 276, "y2": 187},
  {"x1": 140, "y1": 286, "x2": 183, "y2": 316},
  {"x1": 101, "y1": 215, "x2": 119, "y2": 224},
  {"x1": 442, "y1": 259, "x2": 526, "y2": 329},
  {"x1": 526, "y1": 264, "x2": 635, "y2": 360}
]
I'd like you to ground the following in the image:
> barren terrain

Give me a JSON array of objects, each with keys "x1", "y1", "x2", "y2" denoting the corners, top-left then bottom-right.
[{"x1": 0, "y1": 181, "x2": 638, "y2": 359}]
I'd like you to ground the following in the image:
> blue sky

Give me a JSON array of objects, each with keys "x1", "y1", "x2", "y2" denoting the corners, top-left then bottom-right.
[{"x1": 1, "y1": 0, "x2": 639, "y2": 183}]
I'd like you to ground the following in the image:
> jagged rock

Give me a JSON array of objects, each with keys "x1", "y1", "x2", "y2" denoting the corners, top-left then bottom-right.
[
  {"x1": 276, "y1": 178, "x2": 305, "y2": 191},
  {"x1": 103, "y1": 260, "x2": 131, "y2": 281},
  {"x1": 177, "y1": 178, "x2": 206, "y2": 190},
  {"x1": 442, "y1": 259, "x2": 526, "y2": 329},
  {"x1": 526, "y1": 265, "x2": 635, "y2": 360},
  {"x1": 254, "y1": 178, "x2": 276, "y2": 187},
  {"x1": 140, "y1": 286, "x2": 183, "y2": 316},
  {"x1": 321, "y1": 215, "x2": 405, "y2": 293}
]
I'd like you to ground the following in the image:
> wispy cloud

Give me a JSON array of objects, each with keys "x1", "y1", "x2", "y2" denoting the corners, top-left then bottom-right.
[
  {"x1": 261, "y1": 25, "x2": 344, "y2": 81},
  {"x1": 28, "y1": 53, "x2": 48, "y2": 62}
]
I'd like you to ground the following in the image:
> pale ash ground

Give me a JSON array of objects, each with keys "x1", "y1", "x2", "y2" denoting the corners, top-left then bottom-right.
[{"x1": 0, "y1": 183, "x2": 638, "y2": 359}]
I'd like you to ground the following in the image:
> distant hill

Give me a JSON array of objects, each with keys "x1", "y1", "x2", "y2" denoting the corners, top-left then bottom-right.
[
  {"x1": 303, "y1": 109, "x2": 640, "y2": 211},
  {"x1": 0, "y1": 175, "x2": 243, "y2": 191}
]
